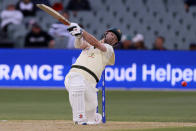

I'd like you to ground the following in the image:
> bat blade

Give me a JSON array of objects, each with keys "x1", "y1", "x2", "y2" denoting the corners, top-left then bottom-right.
[{"x1": 36, "y1": 4, "x2": 71, "y2": 26}]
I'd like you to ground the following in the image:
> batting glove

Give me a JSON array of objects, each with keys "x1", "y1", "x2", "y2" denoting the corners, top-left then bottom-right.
[{"x1": 67, "y1": 23, "x2": 83, "y2": 38}]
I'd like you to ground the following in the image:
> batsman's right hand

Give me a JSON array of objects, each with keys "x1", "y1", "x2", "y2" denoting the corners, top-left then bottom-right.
[{"x1": 67, "y1": 23, "x2": 83, "y2": 38}]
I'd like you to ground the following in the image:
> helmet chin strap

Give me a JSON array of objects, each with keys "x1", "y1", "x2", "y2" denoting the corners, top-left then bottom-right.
[{"x1": 103, "y1": 32, "x2": 107, "y2": 43}]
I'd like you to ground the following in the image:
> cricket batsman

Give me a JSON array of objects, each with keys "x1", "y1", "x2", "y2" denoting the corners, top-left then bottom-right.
[{"x1": 64, "y1": 23, "x2": 122, "y2": 125}]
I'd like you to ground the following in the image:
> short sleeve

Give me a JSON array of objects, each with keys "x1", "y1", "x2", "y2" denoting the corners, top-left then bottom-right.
[{"x1": 103, "y1": 44, "x2": 115, "y2": 65}]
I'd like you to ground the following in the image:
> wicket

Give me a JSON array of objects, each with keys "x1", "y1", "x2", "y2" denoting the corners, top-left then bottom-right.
[
  {"x1": 102, "y1": 69, "x2": 106, "y2": 123},
  {"x1": 96, "y1": 70, "x2": 106, "y2": 123}
]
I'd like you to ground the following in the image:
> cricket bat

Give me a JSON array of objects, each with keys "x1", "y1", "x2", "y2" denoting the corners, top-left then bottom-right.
[{"x1": 36, "y1": 4, "x2": 71, "y2": 26}]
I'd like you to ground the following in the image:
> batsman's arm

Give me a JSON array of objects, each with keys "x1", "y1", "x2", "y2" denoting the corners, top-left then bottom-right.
[
  {"x1": 82, "y1": 30, "x2": 107, "y2": 52},
  {"x1": 67, "y1": 23, "x2": 106, "y2": 51},
  {"x1": 74, "y1": 37, "x2": 89, "y2": 49}
]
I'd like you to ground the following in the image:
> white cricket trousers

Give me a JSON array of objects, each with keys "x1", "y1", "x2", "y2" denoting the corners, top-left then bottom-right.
[{"x1": 64, "y1": 72, "x2": 98, "y2": 122}]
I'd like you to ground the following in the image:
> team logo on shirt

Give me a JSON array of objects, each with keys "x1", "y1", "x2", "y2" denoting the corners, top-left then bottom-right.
[{"x1": 88, "y1": 53, "x2": 95, "y2": 58}]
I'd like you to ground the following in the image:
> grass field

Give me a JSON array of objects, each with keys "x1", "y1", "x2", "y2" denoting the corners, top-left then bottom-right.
[{"x1": 0, "y1": 89, "x2": 196, "y2": 131}]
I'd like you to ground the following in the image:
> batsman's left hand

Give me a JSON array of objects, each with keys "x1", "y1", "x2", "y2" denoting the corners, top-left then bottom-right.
[{"x1": 67, "y1": 23, "x2": 83, "y2": 38}]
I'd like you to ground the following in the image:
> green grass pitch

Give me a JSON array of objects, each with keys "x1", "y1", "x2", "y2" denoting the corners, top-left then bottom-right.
[
  {"x1": 0, "y1": 89, "x2": 196, "y2": 131},
  {"x1": 0, "y1": 89, "x2": 196, "y2": 122}
]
